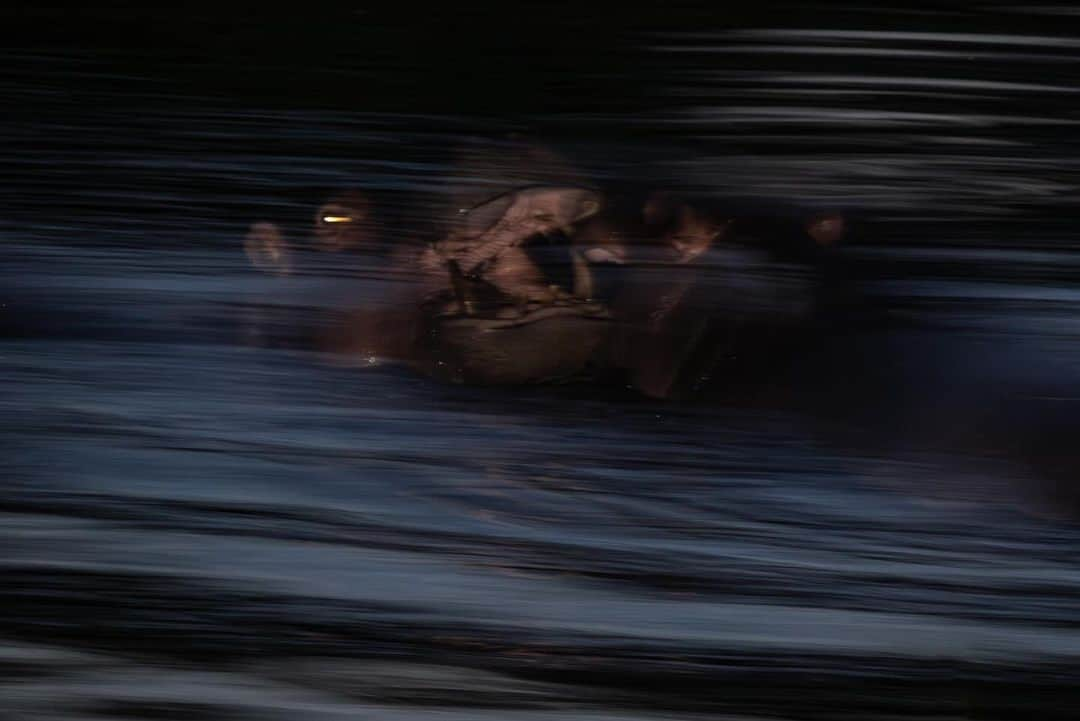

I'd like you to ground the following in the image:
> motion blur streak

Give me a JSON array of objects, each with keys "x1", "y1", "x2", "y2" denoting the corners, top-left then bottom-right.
[{"x1": 2, "y1": 2, "x2": 1080, "y2": 720}]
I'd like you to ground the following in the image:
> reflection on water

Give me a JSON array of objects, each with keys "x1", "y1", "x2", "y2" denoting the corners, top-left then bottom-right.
[{"x1": 3, "y1": 3, "x2": 1080, "y2": 719}]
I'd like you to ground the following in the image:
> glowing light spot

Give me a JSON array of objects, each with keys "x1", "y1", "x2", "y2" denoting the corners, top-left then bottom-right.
[{"x1": 322, "y1": 215, "x2": 353, "y2": 224}]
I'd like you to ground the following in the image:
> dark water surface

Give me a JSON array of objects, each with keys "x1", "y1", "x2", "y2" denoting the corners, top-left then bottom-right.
[{"x1": 3, "y1": 3, "x2": 1080, "y2": 719}]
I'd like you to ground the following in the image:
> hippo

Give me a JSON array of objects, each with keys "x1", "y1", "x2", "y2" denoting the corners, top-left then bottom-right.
[
  {"x1": 243, "y1": 180, "x2": 853, "y2": 395},
  {"x1": 239, "y1": 130, "x2": 852, "y2": 396},
  {"x1": 607, "y1": 195, "x2": 851, "y2": 398}
]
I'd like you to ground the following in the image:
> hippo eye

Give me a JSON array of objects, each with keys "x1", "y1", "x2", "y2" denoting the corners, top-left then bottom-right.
[
  {"x1": 316, "y1": 203, "x2": 358, "y2": 228},
  {"x1": 533, "y1": 211, "x2": 555, "y2": 222}
]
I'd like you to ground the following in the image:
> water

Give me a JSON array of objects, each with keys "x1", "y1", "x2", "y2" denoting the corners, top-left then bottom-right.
[{"x1": 3, "y1": 3, "x2": 1080, "y2": 719}]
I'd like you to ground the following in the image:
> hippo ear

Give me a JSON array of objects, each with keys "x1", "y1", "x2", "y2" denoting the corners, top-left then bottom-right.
[
  {"x1": 805, "y1": 213, "x2": 846, "y2": 246},
  {"x1": 459, "y1": 192, "x2": 516, "y2": 237},
  {"x1": 244, "y1": 222, "x2": 291, "y2": 275}
]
